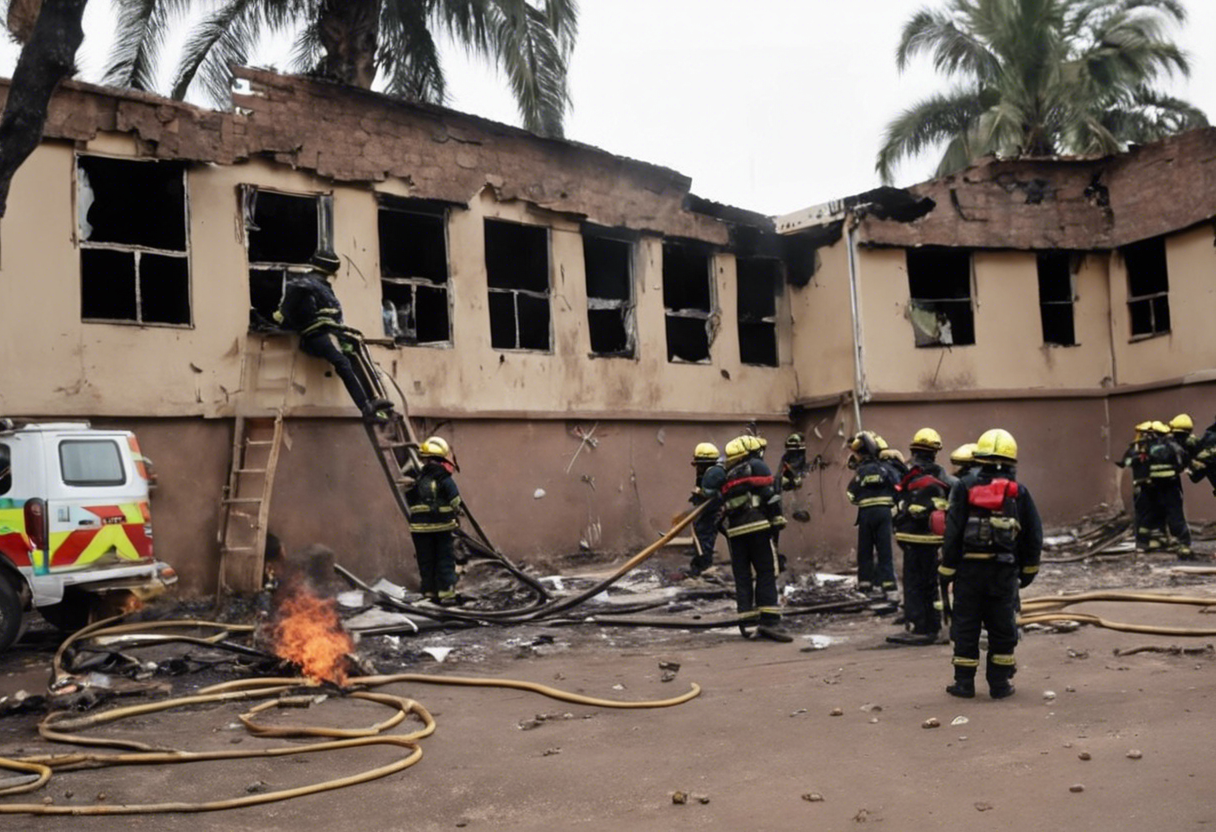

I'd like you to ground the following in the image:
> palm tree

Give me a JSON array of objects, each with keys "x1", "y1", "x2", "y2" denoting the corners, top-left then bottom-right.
[
  {"x1": 876, "y1": 0, "x2": 1208, "y2": 183},
  {"x1": 103, "y1": 0, "x2": 578, "y2": 137}
]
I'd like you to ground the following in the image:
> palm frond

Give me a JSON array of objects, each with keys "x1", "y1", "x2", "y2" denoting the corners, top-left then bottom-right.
[
  {"x1": 380, "y1": 0, "x2": 447, "y2": 102},
  {"x1": 897, "y1": 6, "x2": 1001, "y2": 81},
  {"x1": 876, "y1": 86, "x2": 986, "y2": 183},
  {"x1": 103, "y1": 0, "x2": 193, "y2": 91},
  {"x1": 171, "y1": 0, "x2": 267, "y2": 104},
  {"x1": 487, "y1": 0, "x2": 571, "y2": 137}
]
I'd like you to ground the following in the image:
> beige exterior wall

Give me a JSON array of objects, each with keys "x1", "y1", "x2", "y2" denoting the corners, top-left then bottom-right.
[
  {"x1": 0, "y1": 141, "x2": 796, "y2": 422},
  {"x1": 854, "y1": 247, "x2": 1113, "y2": 395},
  {"x1": 788, "y1": 239, "x2": 855, "y2": 400},
  {"x1": 1109, "y1": 225, "x2": 1216, "y2": 387}
]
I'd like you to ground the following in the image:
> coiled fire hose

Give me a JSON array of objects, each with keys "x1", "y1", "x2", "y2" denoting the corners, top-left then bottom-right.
[
  {"x1": 1018, "y1": 590, "x2": 1216, "y2": 636},
  {"x1": 2, "y1": 624, "x2": 701, "y2": 815}
]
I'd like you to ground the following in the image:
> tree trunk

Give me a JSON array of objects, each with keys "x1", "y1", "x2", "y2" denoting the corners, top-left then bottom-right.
[
  {"x1": 0, "y1": 0, "x2": 87, "y2": 219},
  {"x1": 316, "y1": 0, "x2": 380, "y2": 89}
]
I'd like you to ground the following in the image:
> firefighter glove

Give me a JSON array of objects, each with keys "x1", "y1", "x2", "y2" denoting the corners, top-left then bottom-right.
[{"x1": 1019, "y1": 573, "x2": 1035, "y2": 589}]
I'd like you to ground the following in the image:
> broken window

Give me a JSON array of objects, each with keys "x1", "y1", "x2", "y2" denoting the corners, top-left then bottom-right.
[
  {"x1": 736, "y1": 257, "x2": 781, "y2": 366},
  {"x1": 77, "y1": 155, "x2": 191, "y2": 326},
  {"x1": 663, "y1": 241, "x2": 714, "y2": 362},
  {"x1": 379, "y1": 197, "x2": 451, "y2": 346},
  {"x1": 242, "y1": 187, "x2": 334, "y2": 330},
  {"x1": 582, "y1": 230, "x2": 635, "y2": 357},
  {"x1": 906, "y1": 247, "x2": 975, "y2": 347},
  {"x1": 484, "y1": 219, "x2": 551, "y2": 351},
  {"x1": 1122, "y1": 236, "x2": 1170, "y2": 339},
  {"x1": 1037, "y1": 252, "x2": 1077, "y2": 346}
]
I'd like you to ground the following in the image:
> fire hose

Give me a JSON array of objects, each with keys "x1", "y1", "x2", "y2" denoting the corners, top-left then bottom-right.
[
  {"x1": 3, "y1": 631, "x2": 701, "y2": 816},
  {"x1": 1017, "y1": 590, "x2": 1216, "y2": 636}
]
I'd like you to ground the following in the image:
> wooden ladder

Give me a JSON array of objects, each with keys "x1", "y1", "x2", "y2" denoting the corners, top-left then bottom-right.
[{"x1": 216, "y1": 336, "x2": 294, "y2": 594}]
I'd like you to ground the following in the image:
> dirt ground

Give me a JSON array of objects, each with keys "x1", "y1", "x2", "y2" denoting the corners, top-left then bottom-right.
[{"x1": 2, "y1": 549, "x2": 1216, "y2": 831}]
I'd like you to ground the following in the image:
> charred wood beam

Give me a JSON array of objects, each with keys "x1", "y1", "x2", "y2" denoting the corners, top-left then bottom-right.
[{"x1": 0, "y1": 0, "x2": 86, "y2": 219}]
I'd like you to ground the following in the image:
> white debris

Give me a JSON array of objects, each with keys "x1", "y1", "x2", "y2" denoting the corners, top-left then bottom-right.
[
  {"x1": 951, "y1": 716, "x2": 969, "y2": 726},
  {"x1": 422, "y1": 647, "x2": 455, "y2": 663},
  {"x1": 337, "y1": 590, "x2": 365, "y2": 608},
  {"x1": 801, "y1": 634, "x2": 837, "y2": 650},
  {"x1": 814, "y1": 573, "x2": 854, "y2": 585},
  {"x1": 1043, "y1": 534, "x2": 1076, "y2": 547},
  {"x1": 343, "y1": 609, "x2": 419, "y2": 633},
  {"x1": 1043, "y1": 690, "x2": 1057, "y2": 701},
  {"x1": 534, "y1": 488, "x2": 546, "y2": 499},
  {"x1": 370, "y1": 578, "x2": 407, "y2": 599}
]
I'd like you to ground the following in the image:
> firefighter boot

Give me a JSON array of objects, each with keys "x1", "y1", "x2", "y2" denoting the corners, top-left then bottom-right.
[
  {"x1": 946, "y1": 667, "x2": 976, "y2": 699},
  {"x1": 987, "y1": 658, "x2": 1017, "y2": 700},
  {"x1": 757, "y1": 624, "x2": 794, "y2": 643}
]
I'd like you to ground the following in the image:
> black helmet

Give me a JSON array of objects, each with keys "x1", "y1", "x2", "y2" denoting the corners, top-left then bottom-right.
[{"x1": 310, "y1": 248, "x2": 341, "y2": 274}]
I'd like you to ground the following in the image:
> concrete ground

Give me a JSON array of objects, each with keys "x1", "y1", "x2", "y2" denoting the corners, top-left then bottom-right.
[{"x1": 1, "y1": 553, "x2": 1215, "y2": 831}]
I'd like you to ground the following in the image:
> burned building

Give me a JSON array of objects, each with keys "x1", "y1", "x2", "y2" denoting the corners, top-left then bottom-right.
[{"x1": 1, "y1": 67, "x2": 1214, "y2": 593}]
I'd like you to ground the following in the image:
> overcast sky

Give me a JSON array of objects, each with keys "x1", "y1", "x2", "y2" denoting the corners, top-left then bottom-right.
[{"x1": 3, "y1": 0, "x2": 1212, "y2": 216}]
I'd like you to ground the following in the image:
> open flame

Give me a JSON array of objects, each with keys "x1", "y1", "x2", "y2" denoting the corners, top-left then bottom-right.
[{"x1": 269, "y1": 578, "x2": 354, "y2": 685}]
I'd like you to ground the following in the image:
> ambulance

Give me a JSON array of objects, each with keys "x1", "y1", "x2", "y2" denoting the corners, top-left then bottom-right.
[{"x1": 0, "y1": 420, "x2": 177, "y2": 650}]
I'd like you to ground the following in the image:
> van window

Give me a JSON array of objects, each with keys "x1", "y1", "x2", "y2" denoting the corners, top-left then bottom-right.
[
  {"x1": 0, "y1": 443, "x2": 10, "y2": 495},
  {"x1": 60, "y1": 440, "x2": 126, "y2": 486}
]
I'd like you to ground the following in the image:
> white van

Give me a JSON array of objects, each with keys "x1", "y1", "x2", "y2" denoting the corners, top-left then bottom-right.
[{"x1": 0, "y1": 420, "x2": 177, "y2": 649}]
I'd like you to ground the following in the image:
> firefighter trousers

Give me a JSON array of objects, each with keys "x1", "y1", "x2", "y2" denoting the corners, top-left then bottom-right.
[
  {"x1": 949, "y1": 560, "x2": 1018, "y2": 687},
  {"x1": 899, "y1": 542, "x2": 940, "y2": 635},
  {"x1": 1149, "y1": 480, "x2": 1191, "y2": 549},
  {"x1": 300, "y1": 330, "x2": 374, "y2": 413},
  {"x1": 690, "y1": 504, "x2": 719, "y2": 573},
  {"x1": 727, "y1": 529, "x2": 781, "y2": 626},
  {"x1": 856, "y1": 506, "x2": 896, "y2": 591},
  {"x1": 411, "y1": 531, "x2": 458, "y2": 599}
]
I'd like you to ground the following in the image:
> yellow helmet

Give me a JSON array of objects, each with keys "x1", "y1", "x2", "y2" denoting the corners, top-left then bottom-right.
[
  {"x1": 949, "y1": 443, "x2": 977, "y2": 466},
  {"x1": 784, "y1": 432, "x2": 805, "y2": 450},
  {"x1": 1150, "y1": 421, "x2": 1171, "y2": 435},
  {"x1": 1170, "y1": 414, "x2": 1194, "y2": 433},
  {"x1": 910, "y1": 427, "x2": 943, "y2": 452},
  {"x1": 849, "y1": 431, "x2": 880, "y2": 457},
  {"x1": 420, "y1": 436, "x2": 451, "y2": 460},
  {"x1": 739, "y1": 435, "x2": 764, "y2": 456},
  {"x1": 1134, "y1": 420, "x2": 1153, "y2": 434},
  {"x1": 692, "y1": 442, "x2": 720, "y2": 464},
  {"x1": 724, "y1": 437, "x2": 749, "y2": 466},
  {"x1": 880, "y1": 448, "x2": 906, "y2": 464},
  {"x1": 974, "y1": 428, "x2": 1018, "y2": 463}
]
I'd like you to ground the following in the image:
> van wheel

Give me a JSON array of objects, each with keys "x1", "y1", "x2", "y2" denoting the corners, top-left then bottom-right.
[
  {"x1": 0, "y1": 576, "x2": 23, "y2": 652},
  {"x1": 38, "y1": 592, "x2": 92, "y2": 632}
]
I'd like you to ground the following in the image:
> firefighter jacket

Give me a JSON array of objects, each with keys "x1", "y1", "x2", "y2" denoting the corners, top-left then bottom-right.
[
  {"x1": 1147, "y1": 435, "x2": 1187, "y2": 482},
  {"x1": 779, "y1": 450, "x2": 807, "y2": 492},
  {"x1": 940, "y1": 466, "x2": 1042, "y2": 584},
  {"x1": 893, "y1": 457, "x2": 955, "y2": 545},
  {"x1": 847, "y1": 457, "x2": 897, "y2": 510},
  {"x1": 1116, "y1": 439, "x2": 1152, "y2": 485},
  {"x1": 405, "y1": 460, "x2": 462, "y2": 533},
  {"x1": 1189, "y1": 429, "x2": 1216, "y2": 481},
  {"x1": 276, "y1": 272, "x2": 344, "y2": 335},
  {"x1": 718, "y1": 459, "x2": 783, "y2": 538}
]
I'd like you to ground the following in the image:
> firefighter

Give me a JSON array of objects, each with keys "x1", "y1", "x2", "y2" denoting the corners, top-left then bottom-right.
[
  {"x1": 719, "y1": 436, "x2": 790, "y2": 642},
  {"x1": 889, "y1": 428, "x2": 954, "y2": 646},
  {"x1": 846, "y1": 432, "x2": 899, "y2": 599},
  {"x1": 687, "y1": 442, "x2": 723, "y2": 576},
  {"x1": 275, "y1": 249, "x2": 393, "y2": 422},
  {"x1": 1171, "y1": 414, "x2": 1200, "y2": 466},
  {"x1": 1146, "y1": 420, "x2": 1193, "y2": 558},
  {"x1": 949, "y1": 443, "x2": 978, "y2": 478},
  {"x1": 774, "y1": 433, "x2": 809, "y2": 569},
  {"x1": 405, "y1": 436, "x2": 463, "y2": 605},
  {"x1": 1188, "y1": 416, "x2": 1216, "y2": 494},
  {"x1": 1115, "y1": 422, "x2": 1157, "y2": 552},
  {"x1": 939, "y1": 429, "x2": 1042, "y2": 699}
]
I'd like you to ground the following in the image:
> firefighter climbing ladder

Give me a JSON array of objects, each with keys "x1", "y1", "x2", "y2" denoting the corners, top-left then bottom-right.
[{"x1": 216, "y1": 337, "x2": 295, "y2": 595}]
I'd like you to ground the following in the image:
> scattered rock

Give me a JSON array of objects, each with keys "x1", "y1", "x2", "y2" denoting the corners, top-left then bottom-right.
[
  {"x1": 951, "y1": 716, "x2": 969, "y2": 726},
  {"x1": 42, "y1": 797, "x2": 53, "y2": 805},
  {"x1": 1063, "y1": 742, "x2": 1073, "y2": 748},
  {"x1": 612, "y1": 684, "x2": 625, "y2": 691},
  {"x1": 974, "y1": 802, "x2": 993, "y2": 812},
  {"x1": 1043, "y1": 691, "x2": 1057, "y2": 701},
  {"x1": 672, "y1": 791, "x2": 688, "y2": 805},
  {"x1": 1079, "y1": 752, "x2": 1091, "y2": 761},
  {"x1": 802, "y1": 793, "x2": 825, "y2": 802},
  {"x1": 959, "y1": 736, "x2": 968, "y2": 741},
  {"x1": 542, "y1": 747, "x2": 561, "y2": 757},
  {"x1": 660, "y1": 671, "x2": 677, "y2": 683},
  {"x1": 96, "y1": 792, "x2": 107, "y2": 801},
  {"x1": 830, "y1": 707, "x2": 844, "y2": 716},
  {"x1": 860, "y1": 703, "x2": 882, "y2": 713},
  {"x1": 64, "y1": 790, "x2": 73, "y2": 799},
  {"x1": 868, "y1": 717, "x2": 879, "y2": 724},
  {"x1": 456, "y1": 823, "x2": 468, "y2": 828},
  {"x1": 245, "y1": 781, "x2": 268, "y2": 794},
  {"x1": 1067, "y1": 648, "x2": 1089, "y2": 659},
  {"x1": 518, "y1": 718, "x2": 542, "y2": 731},
  {"x1": 1127, "y1": 749, "x2": 1143, "y2": 760},
  {"x1": 230, "y1": 737, "x2": 243, "y2": 744},
  {"x1": 790, "y1": 708, "x2": 807, "y2": 717},
  {"x1": 692, "y1": 794, "x2": 711, "y2": 804},
  {"x1": 853, "y1": 808, "x2": 870, "y2": 822},
  {"x1": 1065, "y1": 685, "x2": 1076, "y2": 693},
  {"x1": 658, "y1": 661, "x2": 681, "y2": 672},
  {"x1": 922, "y1": 718, "x2": 940, "y2": 729},
  {"x1": 1069, "y1": 784, "x2": 1085, "y2": 793}
]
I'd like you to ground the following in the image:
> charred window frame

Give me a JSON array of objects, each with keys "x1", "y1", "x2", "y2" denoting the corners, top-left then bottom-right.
[
  {"x1": 378, "y1": 197, "x2": 451, "y2": 347},
  {"x1": 484, "y1": 219, "x2": 551, "y2": 352},
  {"x1": 1122, "y1": 236, "x2": 1170, "y2": 340},
  {"x1": 906, "y1": 247, "x2": 975, "y2": 347},
  {"x1": 582, "y1": 227, "x2": 636, "y2": 357},
  {"x1": 736, "y1": 256, "x2": 781, "y2": 367},
  {"x1": 663, "y1": 241, "x2": 715, "y2": 363},
  {"x1": 77, "y1": 155, "x2": 191, "y2": 327},
  {"x1": 1036, "y1": 252, "x2": 1077, "y2": 346},
  {"x1": 241, "y1": 186, "x2": 334, "y2": 331}
]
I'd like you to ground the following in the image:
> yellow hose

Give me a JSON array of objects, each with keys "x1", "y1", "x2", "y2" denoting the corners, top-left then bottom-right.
[{"x1": 1018, "y1": 589, "x2": 1216, "y2": 636}]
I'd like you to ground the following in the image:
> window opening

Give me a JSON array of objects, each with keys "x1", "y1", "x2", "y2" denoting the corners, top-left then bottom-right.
[
  {"x1": 60, "y1": 440, "x2": 126, "y2": 487},
  {"x1": 1122, "y1": 236, "x2": 1170, "y2": 339},
  {"x1": 78, "y1": 155, "x2": 191, "y2": 326},
  {"x1": 736, "y1": 257, "x2": 780, "y2": 366},
  {"x1": 906, "y1": 247, "x2": 975, "y2": 347},
  {"x1": 484, "y1": 219, "x2": 551, "y2": 351},
  {"x1": 243, "y1": 187, "x2": 334, "y2": 330},
  {"x1": 379, "y1": 198, "x2": 451, "y2": 345},
  {"x1": 1036, "y1": 252, "x2": 1076, "y2": 346},
  {"x1": 583, "y1": 232, "x2": 635, "y2": 357},
  {"x1": 663, "y1": 241, "x2": 714, "y2": 362}
]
